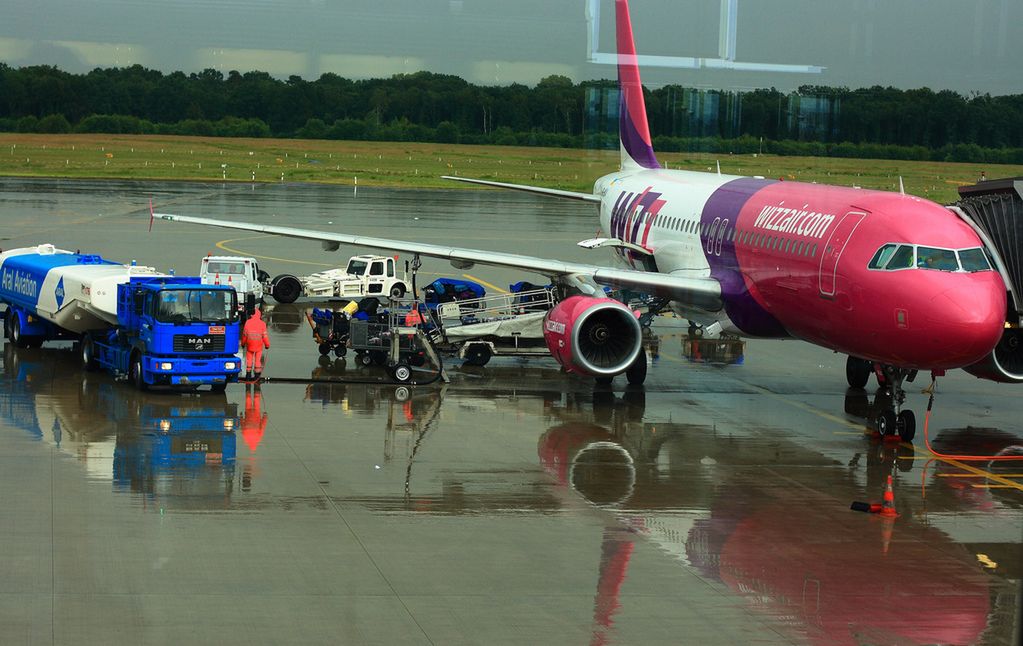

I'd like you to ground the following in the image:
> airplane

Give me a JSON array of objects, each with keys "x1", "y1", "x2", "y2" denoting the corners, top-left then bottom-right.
[{"x1": 156, "y1": 0, "x2": 1016, "y2": 443}]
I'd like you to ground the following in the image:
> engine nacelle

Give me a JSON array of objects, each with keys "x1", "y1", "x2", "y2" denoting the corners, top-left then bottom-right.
[
  {"x1": 962, "y1": 327, "x2": 1023, "y2": 383},
  {"x1": 543, "y1": 295, "x2": 642, "y2": 377}
]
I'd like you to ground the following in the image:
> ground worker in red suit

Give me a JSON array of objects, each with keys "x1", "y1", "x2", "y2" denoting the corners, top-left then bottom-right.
[{"x1": 242, "y1": 307, "x2": 271, "y2": 379}]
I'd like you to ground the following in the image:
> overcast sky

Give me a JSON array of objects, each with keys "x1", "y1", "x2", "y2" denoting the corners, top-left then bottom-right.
[{"x1": 3, "y1": 0, "x2": 1020, "y2": 95}]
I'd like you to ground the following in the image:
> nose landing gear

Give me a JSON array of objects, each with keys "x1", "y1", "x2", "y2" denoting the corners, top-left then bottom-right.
[{"x1": 846, "y1": 356, "x2": 917, "y2": 442}]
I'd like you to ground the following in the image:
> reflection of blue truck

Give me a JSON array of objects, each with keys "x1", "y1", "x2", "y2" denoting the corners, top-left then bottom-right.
[
  {"x1": 0, "y1": 244, "x2": 241, "y2": 391},
  {"x1": 1, "y1": 344, "x2": 238, "y2": 506}
]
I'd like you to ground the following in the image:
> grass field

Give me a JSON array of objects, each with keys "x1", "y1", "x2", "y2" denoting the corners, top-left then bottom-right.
[{"x1": 2, "y1": 133, "x2": 1020, "y2": 204}]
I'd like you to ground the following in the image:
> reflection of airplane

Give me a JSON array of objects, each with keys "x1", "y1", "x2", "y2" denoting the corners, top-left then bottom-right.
[
  {"x1": 537, "y1": 399, "x2": 1000, "y2": 646},
  {"x1": 0, "y1": 345, "x2": 238, "y2": 509},
  {"x1": 156, "y1": 0, "x2": 1012, "y2": 444}
]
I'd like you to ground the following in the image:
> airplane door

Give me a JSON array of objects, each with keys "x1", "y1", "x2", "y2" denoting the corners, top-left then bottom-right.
[{"x1": 818, "y1": 211, "x2": 867, "y2": 297}]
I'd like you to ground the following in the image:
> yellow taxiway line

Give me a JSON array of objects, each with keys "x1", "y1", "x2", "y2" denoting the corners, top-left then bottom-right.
[
  {"x1": 461, "y1": 274, "x2": 509, "y2": 294},
  {"x1": 214, "y1": 236, "x2": 337, "y2": 267}
]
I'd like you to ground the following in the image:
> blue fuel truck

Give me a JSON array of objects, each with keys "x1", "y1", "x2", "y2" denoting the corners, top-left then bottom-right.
[{"x1": 0, "y1": 244, "x2": 241, "y2": 391}]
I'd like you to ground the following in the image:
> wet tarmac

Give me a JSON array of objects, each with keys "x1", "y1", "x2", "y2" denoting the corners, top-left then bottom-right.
[{"x1": 0, "y1": 178, "x2": 1020, "y2": 645}]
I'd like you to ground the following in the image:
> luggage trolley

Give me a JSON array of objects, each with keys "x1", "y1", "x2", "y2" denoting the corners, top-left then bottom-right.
[
  {"x1": 307, "y1": 301, "x2": 357, "y2": 358},
  {"x1": 349, "y1": 307, "x2": 432, "y2": 382}
]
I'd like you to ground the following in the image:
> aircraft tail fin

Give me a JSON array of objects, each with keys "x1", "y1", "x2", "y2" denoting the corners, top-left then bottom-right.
[{"x1": 616, "y1": 0, "x2": 659, "y2": 170}]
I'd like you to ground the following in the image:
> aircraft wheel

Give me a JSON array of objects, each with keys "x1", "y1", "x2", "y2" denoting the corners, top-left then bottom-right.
[
  {"x1": 876, "y1": 410, "x2": 896, "y2": 437},
  {"x1": 897, "y1": 410, "x2": 916, "y2": 442},
  {"x1": 625, "y1": 351, "x2": 647, "y2": 385},
  {"x1": 318, "y1": 342, "x2": 332, "y2": 356},
  {"x1": 845, "y1": 356, "x2": 872, "y2": 389},
  {"x1": 595, "y1": 375, "x2": 613, "y2": 386}
]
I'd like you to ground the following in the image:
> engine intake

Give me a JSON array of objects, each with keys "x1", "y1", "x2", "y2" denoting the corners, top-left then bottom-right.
[
  {"x1": 962, "y1": 327, "x2": 1023, "y2": 383},
  {"x1": 543, "y1": 296, "x2": 642, "y2": 376}
]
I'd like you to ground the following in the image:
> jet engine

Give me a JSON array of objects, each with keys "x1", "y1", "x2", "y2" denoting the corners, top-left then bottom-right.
[
  {"x1": 543, "y1": 296, "x2": 642, "y2": 377},
  {"x1": 962, "y1": 327, "x2": 1023, "y2": 383}
]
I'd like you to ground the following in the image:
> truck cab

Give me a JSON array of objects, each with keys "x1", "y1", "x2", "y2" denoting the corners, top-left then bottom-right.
[
  {"x1": 200, "y1": 256, "x2": 266, "y2": 302},
  {"x1": 82, "y1": 277, "x2": 242, "y2": 391},
  {"x1": 344, "y1": 255, "x2": 402, "y2": 298}
]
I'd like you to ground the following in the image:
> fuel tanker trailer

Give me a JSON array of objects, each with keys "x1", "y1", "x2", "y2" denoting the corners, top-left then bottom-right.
[{"x1": 0, "y1": 244, "x2": 241, "y2": 391}]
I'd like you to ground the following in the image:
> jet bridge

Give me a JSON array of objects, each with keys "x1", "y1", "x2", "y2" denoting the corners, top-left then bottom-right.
[
  {"x1": 949, "y1": 177, "x2": 1023, "y2": 324},
  {"x1": 948, "y1": 177, "x2": 1023, "y2": 382}
]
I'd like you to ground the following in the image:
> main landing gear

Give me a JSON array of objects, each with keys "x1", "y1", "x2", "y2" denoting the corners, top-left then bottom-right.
[{"x1": 846, "y1": 356, "x2": 917, "y2": 442}]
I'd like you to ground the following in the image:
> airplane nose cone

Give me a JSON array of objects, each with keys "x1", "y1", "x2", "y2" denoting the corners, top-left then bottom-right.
[{"x1": 927, "y1": 278, "x2": 1006, "y2": 367}]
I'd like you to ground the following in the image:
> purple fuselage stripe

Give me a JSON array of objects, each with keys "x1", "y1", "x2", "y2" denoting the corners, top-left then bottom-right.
[{"x1": 700, "y1": 177, "x2": 789, "y2": 337}]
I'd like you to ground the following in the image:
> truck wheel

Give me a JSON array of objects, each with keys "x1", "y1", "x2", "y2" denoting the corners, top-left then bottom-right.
[
  {"x1": 81, "y1": 335, "x2": 99, "y2": 371},
  {"x1": 130, "y1": 354, "x2": 148, "y2": 391},
  {"x1": 333, "y1": 345, "x2": 347, "y2": 358},
  {"x1": 390, "y1": 362, "x2": 412, "y2": 383},
  {"x1": 370, "y1": 350, "x2": 387, "y2": 366},
  {"x1": 271, "y1": 275, "x2": 302, "y2": 304},
  {"x1": 463, "y1": 344, "x2": 491, "y2": 366},
  {"x1": 356, "y1": 351, "x2": 373, "y2": 367},
  {"x1": 10, "y1": 315, "x2": 28, "y2": 348},
  {"x1": 389, "y1": 283, "x2": 406, "y2": 300}
]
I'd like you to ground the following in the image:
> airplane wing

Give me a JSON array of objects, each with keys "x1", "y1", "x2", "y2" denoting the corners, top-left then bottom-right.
[
  {"x1": 441, "y1": 176, "x2": 602, "y2": 203},
  {"x1": 155, "y1": 213, "x2": 721, "y2": 307}
]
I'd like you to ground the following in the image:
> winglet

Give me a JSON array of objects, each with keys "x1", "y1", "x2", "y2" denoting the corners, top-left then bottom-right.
[{"x1": 616, "y1": 0, "x2": 659, "y2": 170}]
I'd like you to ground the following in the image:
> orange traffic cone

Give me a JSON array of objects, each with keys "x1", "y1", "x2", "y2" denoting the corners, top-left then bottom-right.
[
  {"x1": 879, "y1": 475, "x2": 898, "y2": 518},
  {"x1": 214, "y1": 273, "x2": 221, "y2": 285}
]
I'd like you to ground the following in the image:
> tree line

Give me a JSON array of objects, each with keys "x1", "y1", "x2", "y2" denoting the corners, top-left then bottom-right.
[{"x1": 2, "y1": 63, "x2": 1022, "y2": 164}]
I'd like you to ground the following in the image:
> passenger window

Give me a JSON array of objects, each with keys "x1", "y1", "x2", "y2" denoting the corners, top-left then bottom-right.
[
  {"x1": 885, "y1": 245, "x2": 914, "y2": 270},
  {"x1": 916, "y1": 247, "x2": 959, "y2": 271},
  {"x1": 810, "y1": 243, "x2": 818, "y2": 257},
  {"x1": 958, "y1": 248, "x2": 992, "y2": 272},
  {"x1": 868, "y1": 244, "x2": 898, "y2": 269},
  {"x1": 370, "y1": 261, "x2": 384, "y2": 276},
  {"x1": 387, "y1": 260, "x2": 395, "y2": 278},
  {"x1": 797, "y1": 242, "x2": 804, "y2": 255}
]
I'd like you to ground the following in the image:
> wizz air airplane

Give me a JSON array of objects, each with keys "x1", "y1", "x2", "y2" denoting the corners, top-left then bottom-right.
[{"x1": 158, "y1": 0, "x2": 1014, "y2": 442}]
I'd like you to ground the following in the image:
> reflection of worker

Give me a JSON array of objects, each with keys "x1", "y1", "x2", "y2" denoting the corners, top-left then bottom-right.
[
  {"x1": 241, "y1": 383, "x2": 268, "y2": 452},
  {"x1": 242, "y1": 307, "x2": 271, "y2": 379}
]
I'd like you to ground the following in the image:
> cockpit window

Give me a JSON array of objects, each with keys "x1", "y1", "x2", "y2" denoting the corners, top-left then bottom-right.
[
  {"x1": 868, "y1": 244, "x2": 898, "y2": 269},
  {"x1": 958, "y1": 248, "x2": 992, "y2": 272},
  {"x1": 916, "y1": 247, "x2": 959, "y2": 271},
  {"x1": 885, "y1": 245, "x2": 915, "y2": 270}
]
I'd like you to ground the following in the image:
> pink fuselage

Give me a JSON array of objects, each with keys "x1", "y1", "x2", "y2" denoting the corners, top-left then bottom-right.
[{"x1": 596, "y1": 170, "x2": 1006, "y2": 371}]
